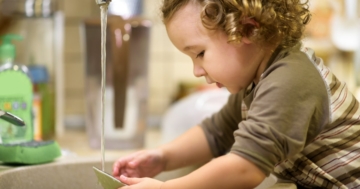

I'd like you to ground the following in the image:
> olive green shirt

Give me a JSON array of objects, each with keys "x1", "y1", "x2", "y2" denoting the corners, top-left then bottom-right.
[
  {"x1": 200, "y1": 44, "x2": 330, "y2": 176},
  {"x1": 202, "y1": 44, "x2": 360, "y2": 188}
]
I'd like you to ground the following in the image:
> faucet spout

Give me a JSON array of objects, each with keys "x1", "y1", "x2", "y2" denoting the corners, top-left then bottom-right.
[
  {"x1": 95, "y1": 0, "x2": 111, "y2": 6},
  {"x1": 0, "y1": 110, "x2": 25, "y2": 126}
]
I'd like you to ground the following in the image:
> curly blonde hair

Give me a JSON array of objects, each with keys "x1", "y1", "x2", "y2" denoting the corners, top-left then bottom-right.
[{"x1": 161, "y1": 0, "x2": 311, "y2": 49}]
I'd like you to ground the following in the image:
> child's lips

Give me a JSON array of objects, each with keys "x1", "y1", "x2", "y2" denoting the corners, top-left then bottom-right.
[{"x1": 216, "y1": 82, "x2": 223, "y2": 88}]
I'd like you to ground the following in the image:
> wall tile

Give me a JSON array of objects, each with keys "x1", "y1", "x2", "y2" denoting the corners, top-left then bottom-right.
[
  {"x1": 148, "y1": 96, "x2": 171, "y2": 115},
  {"x1": 64, "y1": 25, "x2": 83, "y2": 54},
  {"x1": 149, "y1": 24, "x2": 167, "y2": 53},
  {"x1": 63, "y1": 0, "x2": 92, "y2": 18},
  {"x1": 143, "y1": 0, "x2": 163, "y2": 22},
  {"x1": 172, "y1": 62, "x2": 197, "y2": 82},
  {"x1": 65, "y1": 97, "x2": 86, "y2": 115},
  {"x1": 63, "y1": 0, "x2": 209, "y2": 117},
  {"x1": 64, "y1": 56, "x2": 85, "y2": 90},
  {"x1": 149, "y1": 59, "x2": 166, "y2": 89}
]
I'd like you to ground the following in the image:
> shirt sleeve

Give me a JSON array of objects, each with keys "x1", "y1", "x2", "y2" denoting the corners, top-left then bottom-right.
[
  {"x1": 200, "y1": 91, "x2": 244, "y2": 157},
  {"x1": 230, "y1": 53, "x2": 330, "y2": 176}
]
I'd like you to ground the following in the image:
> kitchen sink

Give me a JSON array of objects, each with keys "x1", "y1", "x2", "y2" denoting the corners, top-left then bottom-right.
[
  {"x1": 0, "y1": 156, "x2": 197, "y2": 189},
  {"x1": 0, "y1": 156, "x2": 294, "y2": 189},
  {"x1": 0, "y1": 157, "x2": 114, "y2": 189}
]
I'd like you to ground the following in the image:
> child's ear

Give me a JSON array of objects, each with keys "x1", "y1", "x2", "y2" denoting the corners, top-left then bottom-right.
[
  {"x1": 241, "y1": 17, "x2": 259, "y2": 44},
  {"x1": 242, "y1": 17, "x2": 259, "y2": 28},
  {"x1": 241, "y1": 36, "x2": 252, "y2": 44}
]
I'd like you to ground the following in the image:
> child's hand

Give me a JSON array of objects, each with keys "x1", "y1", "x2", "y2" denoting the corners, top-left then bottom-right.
[
  {"x1": 112, "y1": 149, "x2": 166, "y2": 178},
  {"x1": 118, "y1": 175, "x2": 164, "y2": 189}
]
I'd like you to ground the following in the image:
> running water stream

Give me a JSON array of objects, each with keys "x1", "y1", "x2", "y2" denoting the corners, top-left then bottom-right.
[{"x1": 99, "y1": 4, "x2": 108, "y2": 172}]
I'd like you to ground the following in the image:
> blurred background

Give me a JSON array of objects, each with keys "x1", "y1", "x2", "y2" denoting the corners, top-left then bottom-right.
[{"x1": 0, "y1": 0, "x2": 359, "y2": 151}]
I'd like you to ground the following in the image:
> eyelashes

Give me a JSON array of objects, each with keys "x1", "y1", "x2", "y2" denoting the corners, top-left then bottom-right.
[{"x1": 196, "y1": 50, "x2": 205, "y2": 58}]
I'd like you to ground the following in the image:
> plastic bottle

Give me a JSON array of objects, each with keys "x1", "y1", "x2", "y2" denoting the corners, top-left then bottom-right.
[
  {"x1": 0, "y1": 34, "x2": 33, "y2": 143},
  {"x1": 28, "y1": 58, "x2": 54, "y2": 141}
]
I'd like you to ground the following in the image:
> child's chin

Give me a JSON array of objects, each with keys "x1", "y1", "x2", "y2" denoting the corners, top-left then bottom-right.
[
  {"x1": 227, "y1": 88, "x2": 241, "y2": 94},
  {"x1": 216, "y1": 82, "x2": 223, "y2": 88}
]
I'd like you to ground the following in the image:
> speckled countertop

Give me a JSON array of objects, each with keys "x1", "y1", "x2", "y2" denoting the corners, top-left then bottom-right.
[
  {"x1": 55, "y1": 127, "x2": 162, "y2": 158},
  {"x1": 0, "y1": 127, "x2": 162, "y2": 172}
]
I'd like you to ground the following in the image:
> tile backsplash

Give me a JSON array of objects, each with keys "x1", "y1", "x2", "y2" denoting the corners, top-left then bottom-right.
[{"x1": 62, "y1": 0, "x2": 200, "y2": 125}]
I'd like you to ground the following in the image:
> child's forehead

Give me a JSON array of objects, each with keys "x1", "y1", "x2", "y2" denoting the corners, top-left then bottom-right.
[{"x1": 170, "y1": 2, "x2": 202, "y2": 23}]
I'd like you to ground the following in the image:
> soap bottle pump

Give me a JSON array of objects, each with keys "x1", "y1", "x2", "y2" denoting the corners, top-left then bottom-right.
[{"x1": 0, "y1": 34, "x2": 27, "y2": 72}]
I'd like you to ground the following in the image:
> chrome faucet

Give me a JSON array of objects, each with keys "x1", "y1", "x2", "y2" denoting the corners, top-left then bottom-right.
[
  {"x1": 0, "y1": 110, "x2": 25, "y2": 126},
  {"x1": 95, "y1": 0, "x2": 111, "y2": 6}
]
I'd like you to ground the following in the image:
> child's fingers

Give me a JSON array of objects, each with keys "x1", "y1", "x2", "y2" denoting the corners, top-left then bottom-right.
[
  {"x1": 113, "y1": 158, "x2": 132, "y2": 176},
  {"x1": 128, "y1": 153, "x2": 148, "y2": 168},
  {"x1": 112, "y1": 161, "x2": 122, "y2": 176},
  {"x1": 113, "y1": 164, "x2": 120, "y2": 176},
  {"x1": 113, "y1": 151, "x2": 150, "y2": 176},
  {"x1": 119, "y1": 175, "x2": 143, "y2": 185}
]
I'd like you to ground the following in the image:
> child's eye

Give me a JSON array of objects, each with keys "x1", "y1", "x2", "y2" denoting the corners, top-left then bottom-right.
[{"x1": 196, "y1": 51, "x2": 205, "y2": 58}]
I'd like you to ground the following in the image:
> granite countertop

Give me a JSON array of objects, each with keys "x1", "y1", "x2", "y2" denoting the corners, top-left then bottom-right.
[
  {"x1": 56, "y1": 127, "x2": 162, "y2": 158},
  {"x1": 0, "y1": 127, "x2": 162, "y2": 172}
]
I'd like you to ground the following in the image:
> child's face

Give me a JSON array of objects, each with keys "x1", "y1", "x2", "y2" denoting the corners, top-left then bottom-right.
[{"x1": 166, "y1": 2, "x2": 270, "y2": 94}]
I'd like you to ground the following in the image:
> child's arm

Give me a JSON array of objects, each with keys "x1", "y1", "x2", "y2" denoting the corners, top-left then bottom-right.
[
  {"x1": 164, "y1": 153, "x2": 266, "y2": 189},
  {"x1": 159, "y1": 125, "x2": 214, "y2": 171},
  {"x1": 156, "y1": 101, "x2": 265, "y2": 188},
  {"x1": 113, "y1": 125, "x2": 215, "y2": 178}
]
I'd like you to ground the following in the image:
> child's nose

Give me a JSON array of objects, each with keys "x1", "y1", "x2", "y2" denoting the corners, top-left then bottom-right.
[{"x1": 193, "y1": 65, "x2": 206, "y2": 77}]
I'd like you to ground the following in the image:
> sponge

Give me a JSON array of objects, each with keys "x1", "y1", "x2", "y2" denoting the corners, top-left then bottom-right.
[{"x1": 0, "y1": 140, "x2": 61, "y2": 164}]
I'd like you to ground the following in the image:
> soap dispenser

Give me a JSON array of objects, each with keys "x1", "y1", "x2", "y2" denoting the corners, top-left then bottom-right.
[
  {"x1": 0, "y1": 34, "x2": 61, "y2": 165},
  {"x1": 0, "y1": 34, "x2": 33, "y2": 143}
]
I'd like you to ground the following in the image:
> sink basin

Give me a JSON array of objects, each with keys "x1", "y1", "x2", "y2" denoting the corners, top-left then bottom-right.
[
  {"x1": 0, "y1": 156, "x2": 197, "y2": 189},
  {"x1": 0, "y1": 157, "x2": 113, "y2": 189},
  {"x1": 0, "y1": 156, "x2": 294, "y2": 189}
]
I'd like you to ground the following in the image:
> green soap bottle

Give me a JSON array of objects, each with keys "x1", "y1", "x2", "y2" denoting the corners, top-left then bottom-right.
[{"x1": 0, "y1": 34, "x2": 33, "y2": 144}]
